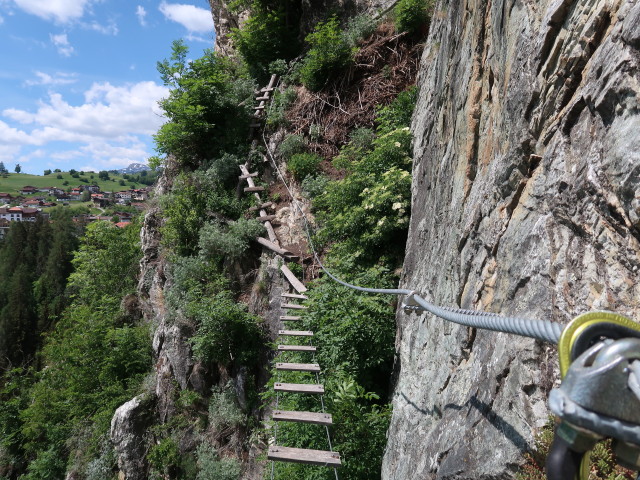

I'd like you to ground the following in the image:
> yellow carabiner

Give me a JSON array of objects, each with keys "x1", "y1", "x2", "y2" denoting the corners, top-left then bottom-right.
[{"x1": 557, "y1": 311, "x2": 640, "y2": 480}]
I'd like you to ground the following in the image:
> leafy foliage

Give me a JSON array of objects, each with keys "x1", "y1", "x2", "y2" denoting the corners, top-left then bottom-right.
[
  {"x1": 287, "y1": 153, "x2": 323, "y2": 181},
  {"x1": 198, "y1": 219, "x2": 265, "y2": 261},
  {"x1": 195, "y1": 444, "x2": 241, "y2": 480},
  {"x1": 277, "y1": 133, "x2": 306, "y2": 158},
  {"x1": 154, "y1": 40, "x2": 255, "y2": 169},
  {"x1": 231, "y1": 3, "x2": 302, "y2": 83},
  {"x1": 14, "y1": 221, "x2": 150, "y2": 478},
  {"x1": 300, "y1": 16, "x2": 355, "y2": 91},
  {"x1": 314, "y1": 89, "x2": 416, "y2": 265},
  {"x1": 394, "y1": 0, "x2": 434, "y2": 35}
]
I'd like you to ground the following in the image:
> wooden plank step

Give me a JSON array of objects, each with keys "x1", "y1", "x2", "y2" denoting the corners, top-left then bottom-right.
[
  {"x1": 249, "y1": 202, "x2": 273, "y2": 212},
  {"x1": 274, "y1": 382, "x2": 324, "y2": 394},
  {"x1": 279, "y1": 316, "x2": 301, "y2": 321},
  {"x1": 250, "y1": 123, "x2": 262, "y2": 128},
  {"x1": 254, "y1": 105, "x2": 266, "y2": 110},
  {"x1": 282, "y1": 303, "x2": 308, "y2": 310},
  {"x1": 268, "y1": 446, "x2": 341, "y2": 467},
  {"x1": 244, "y1": 186, "x2": 265, "y2": 193},
  {"x1": 239, "y1": 172, "x2": 259, "y2": 179},
  {"x1": 276, "y1": 362, "x2": 320, "y2": 373},
  {"x1": 260, "y1": 87, "x2": 275, "y2": 93},
  {"x1": 256, "y1": 237, "x2": 297, "y2": 258},
  {"x1": 281, "y1": 265, "x2": 307, "y2": 293},
  {"x1": 278, "y1": 345, "x2": 316, "y2": 352},
  {"x1": 279, "y1": 330, "x2": 313, "y2": 336},
  {"x1": 273, "y1": 410, "x2": 333, "y2": 426},
  {"x1": 255, "y1": 95, "x2": 270, "y2": 101},
  {"x1": 257, "y1": 215, "x2": 277, "y2": 222},
  {"x1": 282, "y1": 293, "x2": 309, "y2": 300}
]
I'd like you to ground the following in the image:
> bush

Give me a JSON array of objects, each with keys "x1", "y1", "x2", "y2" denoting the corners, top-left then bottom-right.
[
  {"x1": 195, "y1": 444, "x2": 241, "y2": 480},
  {"x1": 198, "y1": 219, "x2": 265, "y2": 261},
  {"x1": 208, "y1": 384, "x2": 245, "y2": 431},
  {"x1": 301, "y1": 175, "x2": 329, "y2": 199},
  {"x1": 266, "y1": 87, "x2": 297, "y2": 128},
  {"x1": 344, "y1": 14, "x2": 377, "y2": 47},
  {"x1": 232, "y1": 6, "x2": 301, "y2": 83},
  {"x1": 287, "y1": 153, "x2": 322, "y2": 181},
  {"x1": 190, "y1": 291, "x2": 262, "y2": 366},
  {"x1": 148, "y1": 437, "x2": 180, "y2": 474},
  {"x1": 300, "y1": 16, "x2": 355, "y2": 91},
  {"x1": 277, "y1": 134, "x2": 306, "y2": 159},
  {"x1": 394, "y1": 0, "x2": 433, "y2": 35}
]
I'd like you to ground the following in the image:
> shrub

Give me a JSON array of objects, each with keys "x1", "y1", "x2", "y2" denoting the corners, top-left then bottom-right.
[
  {"x1": 300, "y1": 16, "x2": 355, "y2": 91},
  {"x1": 195, "y1": 444, "x2": 241, "y2": 480},
  {"x1": 232, "y1": 7, "x2": 301, "y2": 83},
  {"x1": 394, "y1": 0, "x2": 433, "y2": 35},
  {"x1": 198, "y1": 218, "x2": 265, "y2": 261},
  {"x1": 147, "y1": 437, "x2": 180, "y2": 474},
  {"x1": 344, "y1": 14, "x2": 378, "y2": 47},
  {"x1": 277, "y1": 134, "x2": 306, "y2": 158},
  {"x1": 208, "y1": 384, "x2": 245, "y2": 431},
  {"x1": 301, "y1": 174, "x2": 329, "y2": 199},
  {"x1": 266, "y1": 87, "x2": 297, "y2": 128},
  {"x1": 287, "y1": 153, "x2": 322, "y2": 181},
  {"x1": 190, "y1": 291, "x2": 262, "y2": 366}
]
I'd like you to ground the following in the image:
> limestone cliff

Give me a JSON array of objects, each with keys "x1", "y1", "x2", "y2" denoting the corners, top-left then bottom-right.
[{"x1": 383, "y1": 0, "x2": 640, "y2": 478}]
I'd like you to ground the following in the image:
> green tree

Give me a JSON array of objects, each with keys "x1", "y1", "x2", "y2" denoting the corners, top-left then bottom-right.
[
  {"x1": 14, "y1": 164, "x2": 21, "y2": 173},
  {"x1": 0, "y1": 162, "x2": 7, "y2": 174},
  {"x1": 154, "y1": 40, "x2": 255, "y2": 169},
  {"x1": 43, "y1": 169, "x2": 52, "y2": 175}
]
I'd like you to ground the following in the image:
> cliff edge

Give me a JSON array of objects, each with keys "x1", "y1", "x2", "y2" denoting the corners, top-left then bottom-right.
[{"x1": 384, "y1": 0, "x2": 640, "y2": 478}]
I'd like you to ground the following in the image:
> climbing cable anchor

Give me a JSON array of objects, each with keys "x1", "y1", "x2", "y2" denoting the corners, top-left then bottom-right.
[{"x1": 402, "y1": 290, "x2": 425, "y2": 315}]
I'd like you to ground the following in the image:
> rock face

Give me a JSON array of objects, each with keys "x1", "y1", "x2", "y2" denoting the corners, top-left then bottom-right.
[
  {"x1": 110, "y1": 395, "x2": 153, "y2": 480},
  {"x1": 383, "y1": 0, "x2": 640, "y2": 478}
]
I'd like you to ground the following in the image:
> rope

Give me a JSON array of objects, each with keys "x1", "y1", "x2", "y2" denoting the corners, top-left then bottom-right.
[{"x1": 260, "y1": 130, "x2": 563, "y2": 345}]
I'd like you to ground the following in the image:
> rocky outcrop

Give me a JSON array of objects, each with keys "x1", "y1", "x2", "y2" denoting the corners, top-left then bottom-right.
[
  {"x1": 383, "y1": 0, "x2": 640, "y2": 478},
  {"x1": 110, "y1": 395, "x2": 154, "y2": 480}
]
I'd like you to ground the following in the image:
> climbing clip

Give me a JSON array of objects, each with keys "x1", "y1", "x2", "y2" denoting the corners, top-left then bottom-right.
[{"x1": 547, "y1": 311, "x2": 640, "y2": 480}]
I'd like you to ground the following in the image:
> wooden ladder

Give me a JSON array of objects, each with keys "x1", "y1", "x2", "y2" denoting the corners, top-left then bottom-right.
[{"x1": 270, "y1": 280, "x2": 342, "y2": 471}]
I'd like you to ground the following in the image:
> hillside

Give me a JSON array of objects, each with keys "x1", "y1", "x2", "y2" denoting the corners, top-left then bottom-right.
[{"x1": 0, "y1": 172, "x2": 152, "y2": 195}]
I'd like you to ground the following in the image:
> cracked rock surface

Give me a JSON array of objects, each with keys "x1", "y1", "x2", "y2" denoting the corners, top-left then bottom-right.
[{"x1": 383, "y1": 0, "x2": 640, "y2": 478}]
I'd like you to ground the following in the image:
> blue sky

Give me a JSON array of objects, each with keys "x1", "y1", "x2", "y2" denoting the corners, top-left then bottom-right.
[{"x1": 0, "y1": 0, "x2": 216, "y2": 174}]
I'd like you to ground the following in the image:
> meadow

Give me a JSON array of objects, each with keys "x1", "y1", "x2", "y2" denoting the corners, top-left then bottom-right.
[{"x1": 0, "y1": 172, "x2": 145, "y2": 195}]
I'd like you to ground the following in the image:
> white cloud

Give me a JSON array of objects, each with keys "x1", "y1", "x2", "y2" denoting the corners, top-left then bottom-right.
[
  {"x1": 50, "y1": 33, "x2": 74, "y2": 57},
  {"x1": 13, "y1": 0, "x2": 92, "y2": 23},
  {"x1": 159, "y1": 2, "x2": 213, "y2": 33},
  {"x1": 25, "y1": 71, "x2": 78, "y2": 86},
  {"x1": 0, "y1": 14, "x2": 4, "y2": 24},
  {"x1": 1, "y1": 81, "x2": 169, "y2": 170},
  {"x1": 85, "y1": 20, "x2": 118, "y2": 35},
  {"x1": 136, "y1": 5, "x2": 147, "y2": 26}
]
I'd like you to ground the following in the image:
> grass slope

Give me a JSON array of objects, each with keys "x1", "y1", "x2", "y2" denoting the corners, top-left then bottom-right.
[{"x1": 0, "y1": 172, "x2": 145, "y2": 195}]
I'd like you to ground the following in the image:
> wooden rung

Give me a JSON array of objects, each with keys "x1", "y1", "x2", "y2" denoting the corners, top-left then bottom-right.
[
  {"x1": 279, "y1": 316, "x2": 301, "y2": 321},
  {"x1": 281, "y1": 293, "x2": 309, "y2": 300},
  {"x1": 278, "y1": 345, "x2": 316, "y2": 352},
  {"x1": 254, "y1": 105, "x2": 265, "y2": 110},
  {"x1": 256, "y1": 237, "x2": 293, "y2": 257},
  {"x1": 261, "y1": 87, "x2": 275, "y2": 92},
  {"x1": 273, "y1": 410, "x2": 333, "y2": 426},
  {"x1": 282, "y1": 303, "x2": 308, "y2": 310},
  {"x1": 257, "y1": 215, "x2": 277, "y2": 222},
  {"x1": 239, "y1": 172, "x2": 259, "y2": 179},
  {"x1": 276, "y1": 362, "x2": 320, "y2": 373},
  {"x1": 255, "y1": 95, "x2": 270, "y2": 101},
  {"x1": 274, "y1": 382, "x2": 324, "y2": 394},
  {"x1": 268, "y1": 446, "x2": 341, "y2": 467},
  {"x1": 279, "y1": 330, "x2": 313, "y2": 336},
  {"x1": 249, "y1": 202, "x2": 273, "y2": 212},
  {"x1": 280, "y1": 265, "x2": 307, "y2": 293},
  {"x1": 244, "y1": 186, "x2": 265, "y2": 193},
  {"x1": 250, "y1": 123, "x2": 262, "y2": 128}
]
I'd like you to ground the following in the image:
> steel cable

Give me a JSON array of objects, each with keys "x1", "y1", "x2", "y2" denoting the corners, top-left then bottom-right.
[{"x1": 260, "y1": 130, "x2": 563, "y2": 344}]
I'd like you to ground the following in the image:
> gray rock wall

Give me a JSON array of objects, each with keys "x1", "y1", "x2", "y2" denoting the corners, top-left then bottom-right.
[{"x1": 383, "y1": 0, "x2": 640, "y2": 478}]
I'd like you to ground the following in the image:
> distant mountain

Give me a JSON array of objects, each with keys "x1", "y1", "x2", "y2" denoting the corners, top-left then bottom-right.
[{"x1": 119, "y1": 163, "x2": 151, "y2": 174}]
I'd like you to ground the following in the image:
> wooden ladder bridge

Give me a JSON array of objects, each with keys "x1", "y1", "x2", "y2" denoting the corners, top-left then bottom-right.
[{"x1": 239, "y1": 75, "x2": 342, "y2": 471}]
